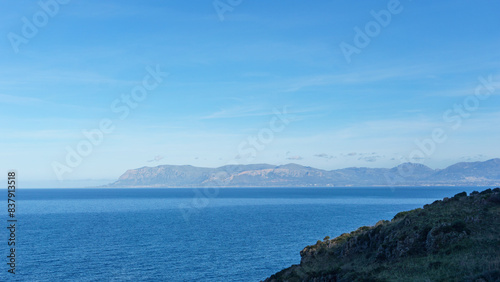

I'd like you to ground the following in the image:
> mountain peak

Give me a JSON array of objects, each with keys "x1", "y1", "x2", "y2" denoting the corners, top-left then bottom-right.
[{"x1": 277, "y1": 163, "x2": 308, "y2": 169}]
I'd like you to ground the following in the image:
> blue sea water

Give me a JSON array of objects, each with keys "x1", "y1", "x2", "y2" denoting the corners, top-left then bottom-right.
[{"x1": 1, "y1": 187, "x2": 480, "y2": 281}]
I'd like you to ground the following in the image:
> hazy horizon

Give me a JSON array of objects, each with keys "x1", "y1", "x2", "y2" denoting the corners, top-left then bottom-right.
[{"x1": 20, "y1": 158, "x2": 500, "y2": 189}]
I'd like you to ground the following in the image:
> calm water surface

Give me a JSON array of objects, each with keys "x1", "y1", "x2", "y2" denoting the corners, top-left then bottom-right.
[{"x1": 1, "y1": 187, "x2": 480, "y2": 281}]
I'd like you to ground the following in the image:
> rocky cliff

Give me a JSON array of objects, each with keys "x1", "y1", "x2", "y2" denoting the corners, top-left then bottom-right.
[{"x1": 263, "y1": 188, "x2": 500, "y2": 281}]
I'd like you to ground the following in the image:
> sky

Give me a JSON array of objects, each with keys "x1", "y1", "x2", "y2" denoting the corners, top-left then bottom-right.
[{"x1": 1, "y1": 0, "x2": 499, "y2": 187}]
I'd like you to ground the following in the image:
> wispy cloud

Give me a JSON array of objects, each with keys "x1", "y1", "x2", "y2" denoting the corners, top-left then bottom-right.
[
  {"x1": 200, "y1": 104, "x2": 327, "y2": 121},
  {"x1": 314, "y1": 153, "x2": 335, "y2": 159},
  {"x1": 200, "y1": 105, "x2": 272, "y2": 120},
  {"x1": 0, "y1": 69, "x2": 134, "y2": 86},
  {"x1": 280, "y1": 65, "x2": 434, "y2": 93},
  {"x1": 459, "y1": 154, "x2": 488, "y2": 162},
  {"x1": 147, "y1": 155, "x2": 164, "y2": 162},
  {"x1": 285, "y1": 151, "x2": 303, "y2": 161},
  {"x1": 358, "y1": 154, "x2": 384, "y2": 162},
  {"x1": 0, "y1": 94, "x2": 43, "y2": 104},
  {"x1": 64, "y1": 2, "x2": 199, "y2": 21},
  {"x1": 423, "y1": 73, "x2": 500, "y2": 97},
  {"x1": 0, "y1": 93, "x2": 106, "y2": 113},
  {"x1": 2, "y1": 129, "x2": 80, "y2": 141}
]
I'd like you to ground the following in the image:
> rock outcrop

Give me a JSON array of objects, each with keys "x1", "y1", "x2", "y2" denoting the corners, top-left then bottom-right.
[{"x1": 264, "y1": 188, "x2": 500, "y2": 281}]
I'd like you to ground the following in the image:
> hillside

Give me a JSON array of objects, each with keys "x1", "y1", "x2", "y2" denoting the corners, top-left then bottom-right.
[
  {"x1": 263, "y1": 188, "x2": 500, "y2": 282},
  {"x1": 107, "y1": 159, "x2": 500, "y2": 187}
]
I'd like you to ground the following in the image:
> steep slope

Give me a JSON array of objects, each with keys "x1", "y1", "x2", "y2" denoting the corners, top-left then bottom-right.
[{"x1": 263, "y1": 188, "x2": 500, "y2": 282}]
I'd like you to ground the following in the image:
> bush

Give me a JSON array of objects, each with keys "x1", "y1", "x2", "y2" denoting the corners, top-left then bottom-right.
[
  {"x1": 375, "y1": 252, "x2": 387, "y2": 262},
  {"x1": 393, "y1": 210, "x2": 411, "y2": 221},
  {"x1": 486, "y1": 193, "x2": 500, "y2": 204},
  {"x1": 419, "y1": 225, "x2": 433, "y2": 241},
  {"x1": 428, "y1": 261, "x2": 442, "y2": 269},
  {"x1": 332, "y1": 233, "x2": 351, "y2": 245},
  {"x1": 353, "y1": 226, "x2": 371, "y2": 234},
  {"x1": 431, "y1": 220, "x2": 469, "y2": 236},
  {"x1": 479, "y1": 189, "x2": 492, "y2": 195},
  {"x1": 375, "y1": 220, "x2": 389, "y2": 227},
  {"x1": 467, "y1": 270, "x2": 500, "y2": 281},
  {"x1": 357, "y1": 232, "x2": 370, "y2": 245}
]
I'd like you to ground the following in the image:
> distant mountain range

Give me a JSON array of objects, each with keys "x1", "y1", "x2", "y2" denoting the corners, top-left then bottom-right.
[{"x1": 105, "y1": 158, "x2": 500, "y2": 187}]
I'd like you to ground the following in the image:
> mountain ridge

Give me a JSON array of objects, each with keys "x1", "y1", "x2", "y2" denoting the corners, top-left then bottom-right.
[{"x1": 106, "y1": 158, "x2": 500, "y2": 187}]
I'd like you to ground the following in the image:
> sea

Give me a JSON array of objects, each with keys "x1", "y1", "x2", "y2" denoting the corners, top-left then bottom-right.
[{"x1": 1, "y1": 186, "x2": 482, "y2": 281}]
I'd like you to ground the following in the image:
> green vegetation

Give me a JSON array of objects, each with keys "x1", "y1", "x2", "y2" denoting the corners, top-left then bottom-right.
[{"x1": 264, "y1": 188, "x2": 500, "y2": 282}]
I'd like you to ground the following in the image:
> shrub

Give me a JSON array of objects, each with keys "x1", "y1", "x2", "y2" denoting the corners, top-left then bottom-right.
[
  {"x1": 375, "y1": 220, "x2": 389, "y2": 227},
  {"x1": 486, "y1": 193, "x2": 500, "y2": 204},
  {"x1": 467, "y1": 270, "x2": 500, "y2": 281},
  {"x1": 431, "y1": 220, "x2": 469, "y2": 236},
  {"x1": 428, "y1": 261, "x2": 442, "y2": 269},
  {"x1": 375, "y1": 252, "x2": 387, "y2": 262},
  {"x1": 353, "y1": 226, "x2": 371, "y2": 233},
  {"x1": 453, "y1": 191, "x2": 467, "y2": 198},
  {"x1": 419, "y1": 225, "x2": 433, "y2": 241},
  {"x1": 479, "y1": 189, "x2": 492, "y2": 195},
  {"x1": 332, "y1": 233, "x2": 352, "y2": 245},
  {"x1": 393, "y1": 210, "x2": 411, "y2": 221},
  {"x1": 357, "y1": 232, "x2": 370, "y2": 245}
]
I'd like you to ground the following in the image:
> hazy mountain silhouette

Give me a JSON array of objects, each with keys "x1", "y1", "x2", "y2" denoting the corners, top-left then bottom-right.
[{"x1": 106, "y1": 159, "x2": 500, "y2": 187}]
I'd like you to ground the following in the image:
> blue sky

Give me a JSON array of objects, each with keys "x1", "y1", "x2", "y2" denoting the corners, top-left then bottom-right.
[{"x1": 1, "y1": 0, "x2": 499, "y2": 187}]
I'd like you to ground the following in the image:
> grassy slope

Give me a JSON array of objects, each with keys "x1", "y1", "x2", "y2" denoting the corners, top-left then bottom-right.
[{"x1": 265, "y1": 188, "x2": 500, "y2": 282}]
